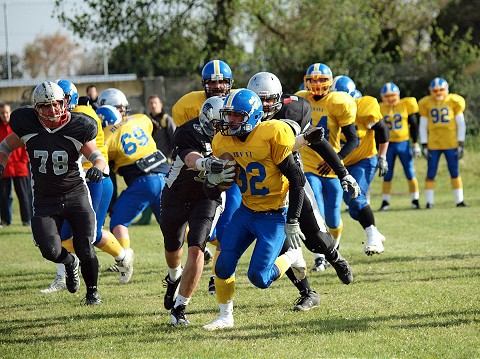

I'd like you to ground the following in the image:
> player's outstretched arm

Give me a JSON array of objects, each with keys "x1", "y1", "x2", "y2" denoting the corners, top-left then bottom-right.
[
  {"x1": 81, "y1": 140, "x2": 108, "y2": 182},
  {"x1": 0, "y1": 133, "x2": 23, "y2": 174}
]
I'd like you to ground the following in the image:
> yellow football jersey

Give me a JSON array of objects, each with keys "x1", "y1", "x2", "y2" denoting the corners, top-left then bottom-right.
[
  {"x1": 72, "y1": 105, "x2": 109, "y2": 169},
  {"x1": 343, "y1": 96, "x2": 382, "y2": 166},
  {"x1": 212, "y1": 120, "x2": 294, "y2": 212},
  {"x1": 418, "y1": 93, "x2": 466, "y2": 150},
  {"x1": 380, "y1": 97, "x2": 418, "y2": 143},
  {"x1": 105, "y1": 113, "x2": 157, "y2": 171},
  {"x1": 172, "y1": 90, "x2": 207, "y2": 126},
  {"x1": 295, "y1": 90, "x2": 356, "y2": 176}
]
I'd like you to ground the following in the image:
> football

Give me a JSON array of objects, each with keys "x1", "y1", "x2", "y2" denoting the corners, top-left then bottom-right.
[{"x1": 218, "y1": 152, "x2": 238, "y2": 191}]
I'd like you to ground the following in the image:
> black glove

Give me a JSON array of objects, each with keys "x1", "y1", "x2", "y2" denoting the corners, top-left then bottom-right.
[
  {"x1": 0, "y1": 164, "x2": 4, "y2": 178},
  {"x1": 86, "y1": 166, "x2": 103, "y2": 182},
  {"x1": 377, "y1": 156, "x2": 388, "y2": 177},
  {"x1": 303, "y1": 126, "x2": 325, "y2": 145}
]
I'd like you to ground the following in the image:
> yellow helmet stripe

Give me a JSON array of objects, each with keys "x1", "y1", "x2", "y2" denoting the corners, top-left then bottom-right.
[{"x1": 225, "y1": 90, "x2": 238, "y2": 107}]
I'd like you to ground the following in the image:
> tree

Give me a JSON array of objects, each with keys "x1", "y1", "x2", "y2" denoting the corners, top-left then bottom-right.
[{"x1": 23, "y1": 32, "x2": 78, "y2": 78}]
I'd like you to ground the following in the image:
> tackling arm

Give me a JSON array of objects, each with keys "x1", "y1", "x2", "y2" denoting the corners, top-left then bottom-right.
[
  {"x1": 277, "y1": 154, "x2": 306, "y2": 222},
  {"x1": 80, "y1": 140, "x2": 108, "y2": 174},
  {"x1": 309, "y1": 139, "x2": 348, "y2": 178},
  {"x1": 0, "y1": 133, "x2": 24, "y2": 168}
]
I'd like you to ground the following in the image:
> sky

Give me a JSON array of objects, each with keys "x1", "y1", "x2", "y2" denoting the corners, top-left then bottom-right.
[{"x1": 0, "y1": 0, "x2": 78, "y2": 56}]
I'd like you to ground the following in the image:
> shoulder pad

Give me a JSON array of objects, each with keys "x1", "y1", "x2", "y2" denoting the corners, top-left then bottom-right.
[{"x1": 277, "y1": 118, "x2": 301, "y2": 136}]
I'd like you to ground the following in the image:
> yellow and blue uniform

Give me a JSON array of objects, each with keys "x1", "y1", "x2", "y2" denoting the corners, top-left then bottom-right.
[
  {"x1": 60, "y1": 105, "x2": 114, "y2": 245},
  {"x1": 295, "y1": 90, "x2": 356, "y2": 239},
  {"x1": 172, "y1": 91, "x2": 207, "y2": 127},
  {"x1": 419, "y1": 94, "x2": 465, "y2": 189},
  {"x1": 342, "y1": 96, "x2": 381, "y2": 220},
  {"x1": 212, "y1": 120, "x2": 294, "y2": 289},
  {"x1": 105, "y1": 113, "x2": 166, "y2": 229},
  {"x1": 380, "y1": 97, "x2": 419, "y2": 197}
]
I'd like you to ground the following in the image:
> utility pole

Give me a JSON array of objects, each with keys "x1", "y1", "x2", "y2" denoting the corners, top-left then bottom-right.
[
  {"x1": 103, "y1": 45, "x2": 109, "y2": 75},
  {"x1": 3, "y1": 2, "x2": 11, "y2": 80}
]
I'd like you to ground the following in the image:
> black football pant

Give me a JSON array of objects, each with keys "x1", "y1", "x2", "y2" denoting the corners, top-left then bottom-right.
[{"x1": 31, "y1": 187, "x2": 99, "y2": 289}]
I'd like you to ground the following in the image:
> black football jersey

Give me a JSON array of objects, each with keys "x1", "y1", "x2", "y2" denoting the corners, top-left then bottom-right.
[
  {"x1": 164, "y1": 118, "x2": 212, "y2": 200},
  {"x1": 275, "y1": 94, "x2": 312, "y2": 133},
  {"x1": 10, "y1": 107, "x2": 97, "y2": 197}
]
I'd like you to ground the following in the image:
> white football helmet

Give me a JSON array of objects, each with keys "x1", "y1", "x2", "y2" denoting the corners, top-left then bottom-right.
[
  {"x1": 247, "y1": 72, "x2": 283, "y2": 120},
  {"x1": 198, "y1": 96, "x2": 225, "y2": 138},
  {"x1": 97, "y1": 88, "x2": 129, "y2": 116},
  {"x1": 32, "y1": 81, "x2": 69, "y2": 128}
]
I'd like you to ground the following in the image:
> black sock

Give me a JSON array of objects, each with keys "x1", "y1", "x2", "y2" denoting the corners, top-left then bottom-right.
[
  {"x1": 358, "y1": 205, "x2": 375, "y2": 228},
  {"x1": 286, "y1": 268, "x2": 311, "y2": 295},
  {"x1": 80, "y1": 256, "x2": 99, "y2": 289},
  {"x1": 59, "y1": 248, "x2": 74, "y2": 265}
]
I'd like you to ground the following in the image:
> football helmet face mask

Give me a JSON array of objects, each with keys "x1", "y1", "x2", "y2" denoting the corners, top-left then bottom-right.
[
  {"x1": 219, "y1": 89, "x2": 264, "y2": 137},
  {"x1": 32, "y1": 81, "x2": 70, "y2": 129},
  {"x1": 304, "y1": 63, "x2": 333, "y2": 97},
  {"x1": 380, "y1": 82, "x2": 400, "y2": 106},
  {"x1": 97, "y1": 88, "x2": 129, "y2": 117},
  {"x1": 429, "y1": 77, "x2": 449, "y2": 101},
  {"x1": 352, "y1": 89, "x2": 363, "y2": 99},
  {"x1": 331, "y1": 75, "x2": 357, "y2": 97},
  {"x1": 198, "y1": 96, "x2": 225, "y2": 139},
  {"x1": 56, "y1": 79, "x2": 79, "y2": 110},
  {"x1": 202, "y1": 60, "x2": 233, "y2": 98},
  {"x1": 96, "y1": 105, "x2": 123, "y2": 128},
  {"x1": 247, "y1": 71, "x2": 283, "y2": 120}
]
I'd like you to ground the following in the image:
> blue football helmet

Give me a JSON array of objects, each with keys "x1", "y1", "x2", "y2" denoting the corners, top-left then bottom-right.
[
  {"x1": 202, "y1": 59, "x2": 233, "y2": 98},
  {"x1": 380, "y1": 82, "x2": 400, "y2": 106},
  {"x1": 96, "y1": 105, "x2": 123, "y2": 127},
  {"x1": 219, "y1": 89, "x2": 264, "y2": 136},
  {"x1": 429, "y1": 77, "x2": 449, "y2": 101},
  {"x1": 304, "y1": 63, "x2": 333, "y2": 97},
  {"x1": 331, "y1": 75, "x2": 357, "y2": 97},
  {"x1": 56, "y1": 79, "x2": 78, "y2": 110}
]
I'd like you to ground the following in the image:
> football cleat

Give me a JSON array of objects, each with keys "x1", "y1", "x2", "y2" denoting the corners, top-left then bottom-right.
[
  {"x1": 170, "y1": 305, "x2": 190, "y2": 326},
  {"x1": 293, "y1": 290, "x2": 320, "y2": 311},
  {"x1": 456, "y1": 201, "x2": 467, "y2": 208},
  {"x1": 204, "y1": 247, "x2": 213, "y2": 265},
  {"x1": 364, "y1": 226, "x2": 385, "y2": 256},
  {"x1": 106, "y1": 263, "x2": 120, "y2": 272},
  {"x1": 163, "y1": 274, "x2": 181, "y2": 310},
  {"x1": 203, "y1": 315, "x2": 234, "y2": 331},
  {"x1": 411, "y1": 199, "x2": 420, "y2": 209},
  {"x1": 379, "y1": 200, "x2": 390, "y2": 211},
  {"x1": 208, "y1": 275, "x2": 216, "y2": 295},
  {"x1": 65, "y1": 255, "x2": 80, "y2": 293},
  {"x1": 329, "y1": 255, "x2": 353, "y2": 284},
  {"x1": 312, "y1": 255, "x2": 329, "y2": 272},
  {"x1": 40, "y1": 275, "x2": 66, "y2": 294},
  {"x1": 117, "y1": 248, "x2": 134, "y2": 284},
  {"x1": 83, "y1": 290, "x2": 102, "y2": 306},
  {"x1": 426, "y1": 203, "x2": 433, "y2": 209}
]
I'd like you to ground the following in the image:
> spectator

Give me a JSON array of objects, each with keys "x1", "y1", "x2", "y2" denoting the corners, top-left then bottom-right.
[
  {"x1": 0, "y1": 103, "x2": 32, "y2": 226},
  {"x1": 86, "y1": 85, "x2": 99, "y2": 110}
]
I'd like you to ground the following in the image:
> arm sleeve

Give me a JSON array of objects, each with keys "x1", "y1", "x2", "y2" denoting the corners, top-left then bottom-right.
[
  {"x1": 309, "y1": 139, "x2": 348, "y2": 178},
  {"x1": 174, "y1": 127, "x2": 197, "y2": 161},
  {"x1": 372, "y1": 120, "x2": 389, "y2": 145},
  {"x1": 337, "y1": 123, "x2": 359, "y2": 159},
  {"x1": 455, "y1": 113, "x2": 466, "y2": 142},
  {"x1": 277, "y1": 154, "x2": 305, "y2": 221},
  {"x1": 419, "y1": 116, "x2": 428, "y2": 144},
  {"x1": 408, "y1": 113, "x2": 419, "y2": 143}
]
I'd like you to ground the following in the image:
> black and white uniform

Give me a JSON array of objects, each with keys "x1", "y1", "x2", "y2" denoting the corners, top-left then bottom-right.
[
  {"x1": 10, "y1": 107, "x2": 99, "y2": 286},
  {"x1": 276, "y1": 95, "x2": 343, "y2": 259},
  {"x1": 160, "y1": 119, "x2": 223, "y2": 252}
]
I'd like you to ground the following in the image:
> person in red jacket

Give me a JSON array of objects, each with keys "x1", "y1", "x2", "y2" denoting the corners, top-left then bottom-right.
[{"x1": 0, "y1": 103, "x2": 32, "y2": 226}]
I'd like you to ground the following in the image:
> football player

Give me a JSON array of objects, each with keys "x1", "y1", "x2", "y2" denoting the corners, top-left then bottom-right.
[
  {"x1": 104, "y1": 89, "x2": 169, "y2": 280},
  {"x1": 172, "y1": 59, "x2": 233, "y2": 127},
  {"x1": 247, "y1": 71, "x2": 358, "y2": 310},
  {"x1": 332, "y1": 76, "x2": 389, "y2": 255},
  {"x1": 295, "y1": 64, "x2": 359, "y2": 269},
  {"x1": 418, "y1": 77, "x2": 467, "y2": 208},
  {"x1": 0, "y1": 81, "x2": 107, "y2": 305},
  {"x1": 41, "y1": 82, "x2": 133, "y2": 293},
  {"x1": 379, "y1": 82, "x2": 421, "y2": 210},
  {"x1": 203, "y1": 89, "x2": 306, "y2": 331},
  {"x1": 161, "y1": 96, "x2": 230, "y2": 326}
]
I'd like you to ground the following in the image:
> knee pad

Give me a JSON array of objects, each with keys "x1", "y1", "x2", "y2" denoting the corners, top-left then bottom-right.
[
  {"x1": 247, "y1": 269, "x2": 270, "y2": 289},
  {"x1": 39, "y1": 240, "x2": 63, "y2": 262},
  {"x1": 215, "y1": 257, "x2": 236, "y2": 280}
]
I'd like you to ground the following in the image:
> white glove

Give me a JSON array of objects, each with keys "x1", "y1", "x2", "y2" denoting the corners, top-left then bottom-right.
[
  {"x1": 341, "y1": 174, "x2": 361, "y2": 199},
  {"x1": 412, "y1": 143, "x2": 421, "y2": 158},
  {"x1": 421, "y1": 144, "x2": 428, "y2": 159},
  {"x1": 196, "y1": 157, "x2": 224, "y2": 173},
  {"x1": 285, "y1": 220, "x2": 305, "y2": 248},
  {"x1": 206, "y1": 163, "x2": 236, "y2": 186}
]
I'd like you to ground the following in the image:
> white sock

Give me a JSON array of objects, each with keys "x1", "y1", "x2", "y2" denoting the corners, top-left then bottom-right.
[
  {"x1": 114, "y1": 249, "x2": 126, "y2": 262},
  {"x1": 382, "y1": 194, "x2": 391, "y2": 202},
  {"x1": 453, "y1": 188, "x2": 464, "y2": 203},
  {"x1": 425, "y1": 189, "x2": 434, "y2": 204},
  {"x1": 56, "y1": 263, "x2": 65, "y2": 277},
  {"x1": 219, "y1": 301, "x2": 233, "y2": 317},
  {"x1": 411, "y1": 192, "x2": 419, "y2": 200},
  {"x1": 174, "y1": 294, "x2": 190, "y2": 308},
  {"x1": 168, "y1": 265, "x2": 183, "y2": 281}
]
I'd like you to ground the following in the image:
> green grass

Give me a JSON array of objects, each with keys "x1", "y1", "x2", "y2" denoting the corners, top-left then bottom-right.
[{"x1": 1, "y1": 148, "x2": 480, "y2": 358}]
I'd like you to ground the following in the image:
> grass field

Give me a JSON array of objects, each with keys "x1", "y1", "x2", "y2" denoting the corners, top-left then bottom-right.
[{"x1": 1, "y1": 149, "x2": 479, "y2": 359}]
